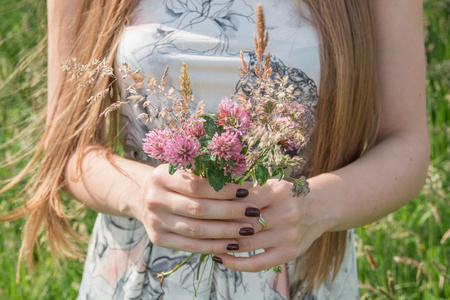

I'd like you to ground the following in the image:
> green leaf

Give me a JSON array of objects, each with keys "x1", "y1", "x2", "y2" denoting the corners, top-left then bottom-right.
[
  {"x1": 264, "y1": 265, "x2": 284, "y2": 273},
  {"x1": 202, "y1": 114, "x2": 225, "y2": 138},
  {"x1": 194, "y1": 160, "x2": 202, "y2": 172},
  {"x1": 201, "y1": 114, "x2": 220, "y2": 137},
  {"x1": 198, "y1": 135, "x2": 212, "y2": 147},
  {"x1": 200, "y1": 113, "x2": 218, "y2": 120},
  {"x1": 255, "y1": 165, "x2": 269, "y2": 186},
  {"x1": 220, "y1": 158, "x2": 227, "y2": 168},
  {"x1": 168, "y1": 163, "x2": 178, "y2": 175},
  {"x1": 202, "y1": 116, "x2": 215, "y2": 136},
  {"x1": 198, "y1": 155, "x2": 216, "y2": 170},
  {"x1": 207, "y1": 168, "x2": 227, "y2": 192},
  {"x1": 272, "y1": 168, "x2": 280, "y2": 177},
  {"x1": 227, "y1": 159, "x2": 235, "y2": 169},
  {"x1": 198, "y1": 154, "x2": 211, "y2": 163}
]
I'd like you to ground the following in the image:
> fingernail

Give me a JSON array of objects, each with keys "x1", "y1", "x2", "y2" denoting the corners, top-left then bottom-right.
[
  {"x1": 226, "y1": 243, "x2": 239, "y2": 251},
  {"x1": 239, "y1": 227, "x2": 254, "y2": 236},
  {"x1": 244, "y1": 207, "x2": 260, "y2": 217},
  {"x1": 236, "y1": 188, "x2": 249, "y2": 198},
  {"x1": 212, "y1": 256, "x2": 223, "y2": 264}
]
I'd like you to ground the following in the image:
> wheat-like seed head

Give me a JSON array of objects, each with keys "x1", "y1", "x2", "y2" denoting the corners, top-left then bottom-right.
[{"x1": 180, "y1": 62, "x2": 193, "y2": 103}]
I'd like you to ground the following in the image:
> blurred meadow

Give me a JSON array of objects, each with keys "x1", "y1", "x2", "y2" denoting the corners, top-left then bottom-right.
[{"x1": 0, "y1": 0, "x2": 449, "y2": 299}]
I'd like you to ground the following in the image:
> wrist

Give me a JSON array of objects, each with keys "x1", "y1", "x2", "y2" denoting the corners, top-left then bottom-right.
[
  {"x1": 116, "y1": 159, "x2": 155, "y2": 220},
  {"x1": 306, "y1": 174, "x2": 344, "y2": 233}
]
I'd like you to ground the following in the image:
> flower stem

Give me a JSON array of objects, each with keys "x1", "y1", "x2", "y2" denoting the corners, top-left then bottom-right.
[{"x1": 155, "y1": 253, "x2": 196, "y2": 278}]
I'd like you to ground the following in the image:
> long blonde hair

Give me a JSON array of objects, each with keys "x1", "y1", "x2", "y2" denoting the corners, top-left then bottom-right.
[
  {"x1": 296, "y1": 0, "x2": 379, "y2": 293},
  {"x1": 1, "y1": 0, "x2": 378, "y2": 295},
  {"x1": 0, "y1": 0, "x2": 138, "y2": 271}
]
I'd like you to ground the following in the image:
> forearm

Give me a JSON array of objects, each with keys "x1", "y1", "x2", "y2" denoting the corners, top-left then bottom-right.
[
  {"x1": 310, "y1": 0, "x2": 429, "y2": 232},
  {"x1": 311, "y1": 130, "x2": 429, "y2": 232},
  {"x1": 64, "y1": 147, "x2": 153, "y2": 218}
]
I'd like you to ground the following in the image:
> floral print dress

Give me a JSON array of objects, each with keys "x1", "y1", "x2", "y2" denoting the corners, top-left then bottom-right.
[{"x1": 77, "y1": 1, "x2": 359, "y2": 299}]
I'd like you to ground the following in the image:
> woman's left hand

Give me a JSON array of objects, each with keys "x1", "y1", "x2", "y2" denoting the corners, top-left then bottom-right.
[{"x1": 213, "y1": 178, "x2": 333, "y2": 272}]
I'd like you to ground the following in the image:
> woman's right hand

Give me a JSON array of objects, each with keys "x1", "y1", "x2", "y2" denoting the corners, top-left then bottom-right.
[
  {"x1": 65, "y1": 149, "x2": 260, "y2": 254},
  {"x1": 131, "y1": 164, "x2": 261, "y2": 255}
]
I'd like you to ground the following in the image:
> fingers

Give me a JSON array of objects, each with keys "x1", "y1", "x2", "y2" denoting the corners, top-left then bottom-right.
[
  {"x1": 212, "y1": 248, "x2": 293, "y2": 272},
  {"x1": 148, "y1": 231, "x2": 241, "y2": 255},
  {"x1": 234, "y1": 229, "x2": 288, "y2": 253},
  {"x1": 148, "y1": 166, "x2": 293, "y2": 223},
  {"x1": 240, "y1": 206, "x2": 284, "y2": 233},
  {"x1": 145, "y1": 211, "x2": 252, "y2": 254},
  {"x1": 154, "y1": 165, "x2": 248, "y2": 200},
  {"x1": 145, "y1": 165, "x2": 261, "y2": 221},
  {"x1": 168, "y1": 216, "x2": 256, "y2": 239},
  {"x1": 166, "y1": 195, "x2": 261, "y2": 220},
  {"x1": 143, "y1": 214, "x2": 257, "y2": 254},
  {"x1": 209, "y1": 205, "x2": 324, "y2": 272}
]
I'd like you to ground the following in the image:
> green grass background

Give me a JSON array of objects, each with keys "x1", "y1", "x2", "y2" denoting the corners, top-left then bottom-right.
[{"x1": 0, "y1": 0, "x2": 449, "y2": 299}]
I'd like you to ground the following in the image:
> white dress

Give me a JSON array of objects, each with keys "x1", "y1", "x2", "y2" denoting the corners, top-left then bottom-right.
[{"x1": 77, "y1": 1, "x2": 359, "y2": 299}]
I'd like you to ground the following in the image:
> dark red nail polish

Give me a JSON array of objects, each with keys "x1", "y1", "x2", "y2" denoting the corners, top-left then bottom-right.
[
  {"x1": 212, "y1": 256, "x2": 223, "y2": 264},
  {"x1": 226, "y1": 243, "x2": 239, "y2": 251},
  {"x1": 239, "y1": 227, "x2": 254, "y2": 236},
  {"x1": 236, "y1": 188, "x2": 249, "y2": 198},
  {"x1": 244, "y1": 207, "x2": 260, "y2": 217}
]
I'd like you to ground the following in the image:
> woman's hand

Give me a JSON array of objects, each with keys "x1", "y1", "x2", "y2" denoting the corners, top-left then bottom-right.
[
  {"x1": 212, "y1": 178, "x2": 333, "y2": 272},
  {"x1": 130, "y1": 164, "x2": 262, "y2": 255},
  {"x1": 66, "y1": 150, "x2": 261, "y2": 255}
]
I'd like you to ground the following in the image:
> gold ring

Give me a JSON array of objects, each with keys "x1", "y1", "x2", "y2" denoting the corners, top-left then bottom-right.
[{"x1": 258, "y1": 213, "x2": 267, "y2": 231}]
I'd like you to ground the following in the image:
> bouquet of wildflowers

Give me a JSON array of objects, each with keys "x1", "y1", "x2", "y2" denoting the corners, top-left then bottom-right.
[
  {"x1": 64, "y1": 3, "x2": 314, "y2": 289},
  {"x1": 141, "y1": 89, "x2": 313, "y2": 195}
]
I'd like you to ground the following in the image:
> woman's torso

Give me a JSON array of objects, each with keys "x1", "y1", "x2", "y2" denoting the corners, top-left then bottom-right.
[{"x1": 77, "y1": 1, "x2": 359, "y2": 299}]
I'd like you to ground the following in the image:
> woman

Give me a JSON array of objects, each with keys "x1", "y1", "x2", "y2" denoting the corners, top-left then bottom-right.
[{"x1": 1, "y1": 0, "x2": 428, "y2": 299}]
